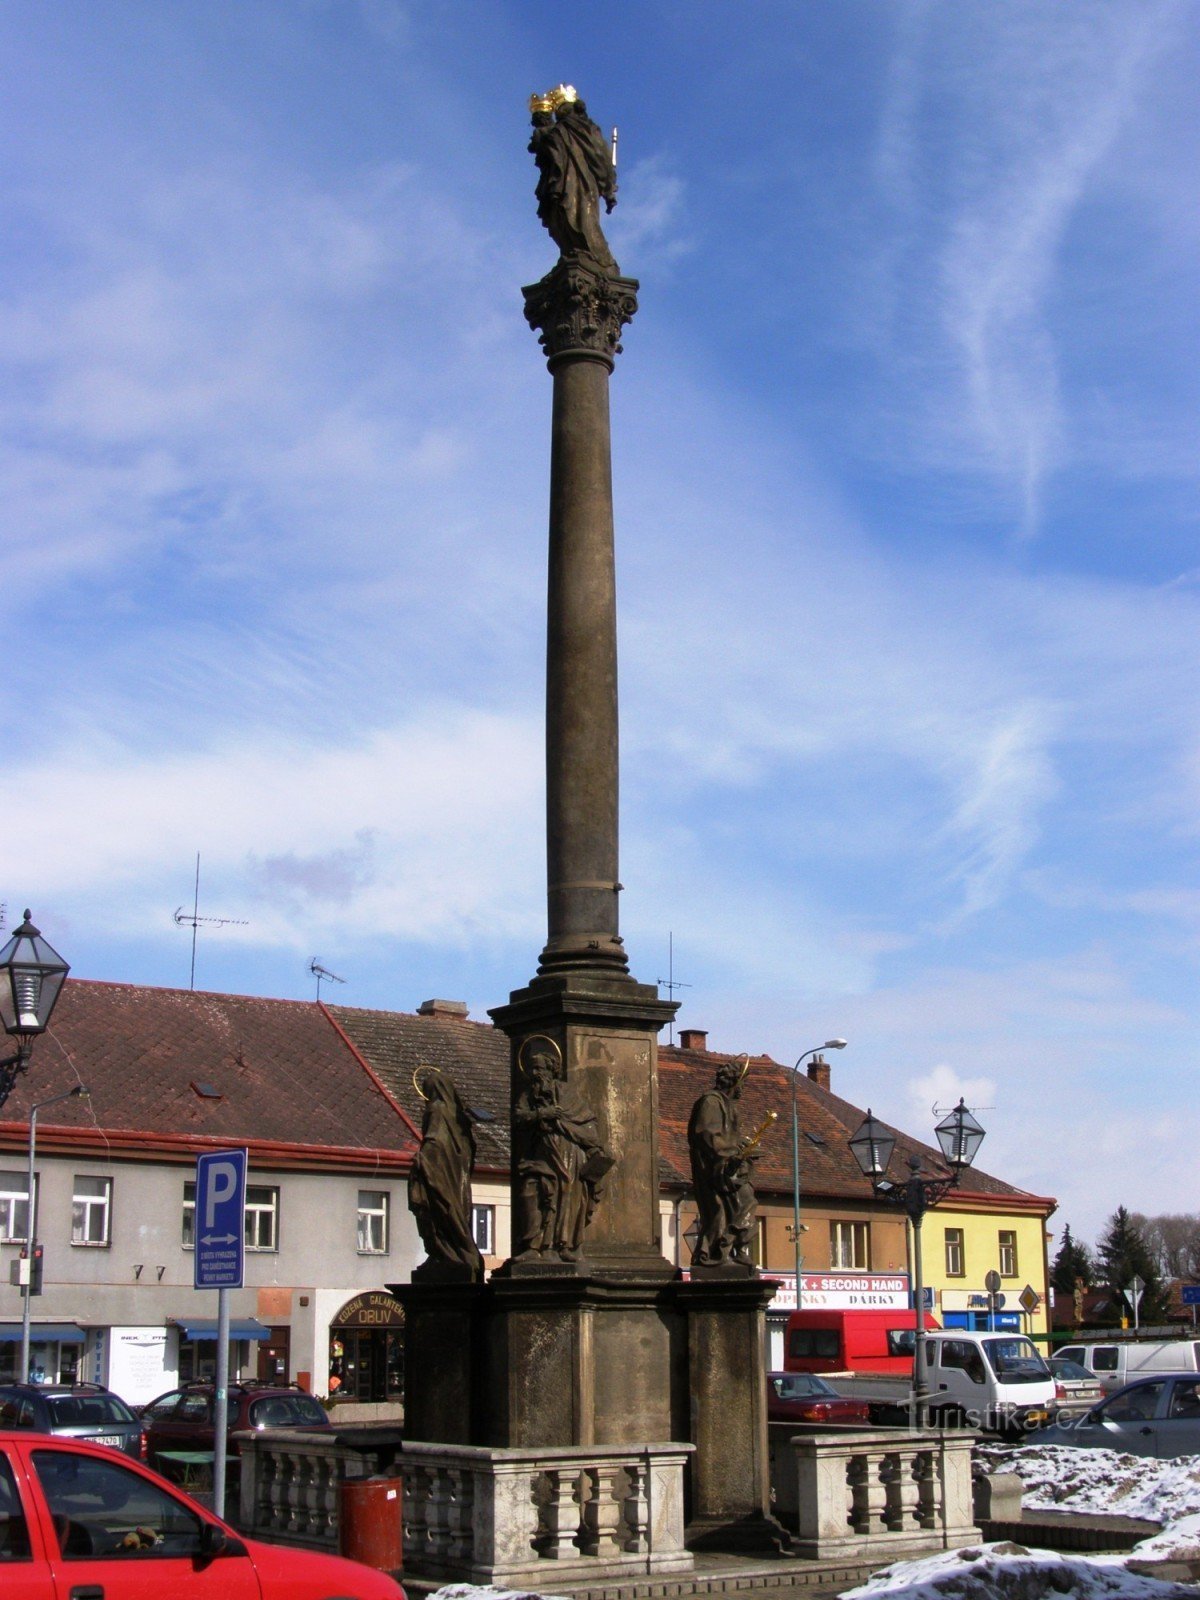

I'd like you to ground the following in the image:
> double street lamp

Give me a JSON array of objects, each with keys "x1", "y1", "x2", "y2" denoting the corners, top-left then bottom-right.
[
  {"x1": 847, "y1": 1098, "x2": 986, "y2": 1425},
  {"x1": 0, "y1": 911, "x2": 71, "y2": 1110},
  {"x1": 790, "y1": 1041, "x2": 847, "y2": 1303}
]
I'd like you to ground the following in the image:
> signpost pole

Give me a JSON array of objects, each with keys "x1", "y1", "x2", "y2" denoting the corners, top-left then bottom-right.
[
  {"x1": 214, "y1": 1287, "x2": 230, "y2": 1518},
  {"x1": 194, "y1": 1149, "x2": 246, "y2": 1522}
]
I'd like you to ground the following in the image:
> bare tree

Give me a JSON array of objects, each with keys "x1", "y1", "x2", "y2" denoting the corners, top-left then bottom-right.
[{"x1": 1132, "y1": 1212, "x2": 1200, "y2": 1279}]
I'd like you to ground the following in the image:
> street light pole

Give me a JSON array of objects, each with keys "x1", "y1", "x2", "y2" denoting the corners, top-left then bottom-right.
[
  {"x1": 848, "y1": 1100, "x2": 986, "y2": 1429},
  {"x1": 20, "y1": 1085, "x2": 88, "y2": 1384},
  {"x1": 790, "y1": 1041, "x2": 847, "y2": 1307}
]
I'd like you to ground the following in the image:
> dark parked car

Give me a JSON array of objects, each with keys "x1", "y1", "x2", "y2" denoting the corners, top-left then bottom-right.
[
  {"x1": 140, "y1": 1381, "x2": 329, "y2": 1478},
  {"x1": 1048, "y1": 1355, "x2": 1104, "y2": 1419},
  {"x1": 1038, "y1": 1372, "x2": 1200, "y2": 1458},
  {"x1": 767, "y1": 1371, "x2": 871, "y2": 1425},
  {"x1": 0, "y1": 1382, "x2": 142, "y2": 1457}
]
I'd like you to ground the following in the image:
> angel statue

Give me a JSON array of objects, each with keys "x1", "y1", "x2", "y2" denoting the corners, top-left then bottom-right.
[
  {"x1": 528, "y1": 84, "x2": 619, "y2": 274},
  {"x1": 407, "y1": 1065, "x2": 485, "y2": 1283}
]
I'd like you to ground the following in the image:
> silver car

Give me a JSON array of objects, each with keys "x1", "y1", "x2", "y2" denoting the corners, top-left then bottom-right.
[
  {"x1": 1048, "y1": 1355, "x2": 1104, "y2": 1419},
  {"x1": 1038, "y1": 1372, "x2": 1200, "y2": 1458},
  {"x1": 0, "y1": 1382, "x2": 143, "y2": 1458}
]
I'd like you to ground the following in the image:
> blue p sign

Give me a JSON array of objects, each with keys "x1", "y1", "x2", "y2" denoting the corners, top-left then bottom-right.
[{"x1": 194, "y1": 1149, "x2": 247, "y2": 1290}]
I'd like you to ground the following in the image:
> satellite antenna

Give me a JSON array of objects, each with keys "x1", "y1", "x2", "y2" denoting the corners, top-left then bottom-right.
[
  {"x1": 657, "y1": 931, "x2": 692, "y2": 1046},
  {"x1": 173, "y1": 854, "x2": 249, "y2": 990},
  {"x1": 310, "y1": 959, "x2": 346, "y2": 1001}
]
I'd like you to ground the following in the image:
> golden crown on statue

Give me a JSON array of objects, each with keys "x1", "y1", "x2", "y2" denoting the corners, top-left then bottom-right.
[{"x1": 529, "y1": 84, "x2": 579, "y2": 115}]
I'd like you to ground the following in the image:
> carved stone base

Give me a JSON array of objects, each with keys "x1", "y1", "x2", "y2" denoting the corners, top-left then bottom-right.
[
  {"x1": 400, "y1": 1440, "x2": 694, "y2": 1584},
  {"x1": 394, "y1": 1270, "x2": 782, "y2": 1556}
]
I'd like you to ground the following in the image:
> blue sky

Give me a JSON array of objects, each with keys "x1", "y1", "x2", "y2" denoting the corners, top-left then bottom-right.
[{"x1": 1, "y1": 2, "x2": 1197, "y2": 1249}]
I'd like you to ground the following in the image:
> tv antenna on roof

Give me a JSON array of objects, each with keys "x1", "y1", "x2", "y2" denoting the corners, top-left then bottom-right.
[
  {"x1": 310, "y1": 959, "x2": 346, "y2": 1001},
  {"x1": 173, "y1": 853, "x2": 249, "y2": 990},
  {"x1": 657, "y1": 931, "x2": 692, "y2": 1046}
]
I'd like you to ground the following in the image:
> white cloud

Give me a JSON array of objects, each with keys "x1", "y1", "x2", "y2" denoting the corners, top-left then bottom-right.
[{"x1": 0, "y1": 709, "x2": 543, "y2": 950}]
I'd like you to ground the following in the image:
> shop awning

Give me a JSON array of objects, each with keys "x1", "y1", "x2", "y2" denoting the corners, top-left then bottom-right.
[
  {"x1": 170, "y1": 1318, "x2": 271, "y2": 1342},
  {"x1": 0, "y1": 1324, "x2": 85, "y2": 1344}
]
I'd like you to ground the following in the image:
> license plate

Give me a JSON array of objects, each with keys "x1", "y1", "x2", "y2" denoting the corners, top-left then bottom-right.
[{"x1": 87, "y1": 1434, "x2": 125, "y2": 1447}]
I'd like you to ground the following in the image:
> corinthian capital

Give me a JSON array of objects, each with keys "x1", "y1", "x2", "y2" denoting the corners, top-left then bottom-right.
[{"x1": 523, "y1": 260, "x2": 640, "y2": 370}]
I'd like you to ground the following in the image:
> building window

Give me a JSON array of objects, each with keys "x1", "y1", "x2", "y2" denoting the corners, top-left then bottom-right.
[
  {"x1": 471, "y1": 1204, "x2": 495, "y2": 1256},
  {"x1": 944, "y1": 1227, "x2": 965, "y2": 1277},
  {"x1": 244, "y1": 1186, "x2": 278, "y2": 1252},
  {"x1": 998, "y1": 1229, "x2": 1018, "y2": 1277},
  {"x1": 357, "y1": 1190, "x2": 389, "y2": 1254},
  {"x1": 182, "y1": 1181, "x2": 195, "y2": 1249},
  {"x1": 0, "y1": 1172, "x2": 31, "y2": 1243},
  {"x1": 72, "y1": 1176, "x2": 112, "y2": 1246},
  {"x1": 830, "y1": 1220, "x2": 869, "y2": 1270}
]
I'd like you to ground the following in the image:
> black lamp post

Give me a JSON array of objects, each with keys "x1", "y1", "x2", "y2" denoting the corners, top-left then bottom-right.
[
  {"x1": 848, "y1": 1099, "x2": 985, "y2": 1426},
  {"x1": 0, "y1": 911, "x2": 71, "y2": 1110}
]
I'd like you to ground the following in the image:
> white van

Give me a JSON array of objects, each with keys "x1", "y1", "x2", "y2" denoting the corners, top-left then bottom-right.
[
  {"x1": 922, "y1": 1330, "x2": 1057, "y2": 1433},
  {"x1": 1055, "y1": 1340, "x2": 1200, "y2": 1395}
]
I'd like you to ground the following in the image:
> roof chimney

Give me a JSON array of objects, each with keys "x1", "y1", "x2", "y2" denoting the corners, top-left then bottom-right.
[
  {"x1": 678, "y1": 1028, "x2": 708, "y2": 1051},
  {"x1": 417, "y1": 999, "x2": 469, "y2": 1020},
  {"x1": 807, "y1": 1053, "x2": 831, "y2": 1090}
]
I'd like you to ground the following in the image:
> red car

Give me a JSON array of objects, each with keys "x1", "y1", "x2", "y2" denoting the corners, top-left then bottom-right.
[
  {"x1": 768, "y1": 1371, "x2": 871, "y2": 1425},
  {"x1": 0, "y1": 1431, "x2": 403, "y2": 1599}
]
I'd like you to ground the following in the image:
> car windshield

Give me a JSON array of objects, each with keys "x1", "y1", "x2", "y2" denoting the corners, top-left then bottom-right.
[
  {"x1": 46, "y1": 1395, "x2": 135, "y2": 1427},
  {"x1": 1051, "y1": 1359, "x2": 1094, "y2": 1381},
  {"x1": 771, "y1": 1375, "x2": 836, "y2": 1400},
  {"x1": 983, "y1": 1338, "x2": 1051, "y2": 1383},
  {"x1": 247, "y1": 1394, "x2": 328, "y2": 1428}
]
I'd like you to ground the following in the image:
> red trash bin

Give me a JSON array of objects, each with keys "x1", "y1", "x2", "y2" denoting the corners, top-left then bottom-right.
[{"x1": 338, "y1": 1474, "x2": 403, "y2": 1571}]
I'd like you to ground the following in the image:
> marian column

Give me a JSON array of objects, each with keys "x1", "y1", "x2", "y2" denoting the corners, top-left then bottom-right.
[
  {"x1": 399, "y1": 93, "x2": 778, "y2": 1554},
  {"x1": 490, "y1": 86, "x2": 676, "y2": 1289}
]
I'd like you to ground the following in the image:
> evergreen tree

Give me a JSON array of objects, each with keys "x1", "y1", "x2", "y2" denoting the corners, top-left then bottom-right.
[
  {"x1": 1050, "y1": 1224, "x2": 1094, "y2": 1293},
  {"x1": 1096, "y1": 1206, "x2": 1166, "y2": 1324}
]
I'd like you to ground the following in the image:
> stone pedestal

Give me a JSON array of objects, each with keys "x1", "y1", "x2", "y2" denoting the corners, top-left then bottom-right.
[
  {"x1": 675, "y1": 1274, "x2": 784, "y2": 1551},
  {"x1": 395, "y1": 1269, "x2": 785, "y2": 1554},
  {"x1": 491, "y1": 976, "x2": 677, "y2": 1277}
]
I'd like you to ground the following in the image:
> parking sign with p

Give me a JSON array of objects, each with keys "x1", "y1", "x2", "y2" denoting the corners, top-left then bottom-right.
[{"x1": 194, "y1": 1148, "x2": 247, "y2": 1290}]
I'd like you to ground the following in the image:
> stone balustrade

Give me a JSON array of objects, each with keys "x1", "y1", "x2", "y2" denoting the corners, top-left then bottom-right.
[
  {"x1": 400, "y1": 1440, "x2": 695, "y2": 1584},
  {"x1": 238, "y1": 1427, "x2": 402, "y2": 1551},
  {"x1": 241, "y1": 1424, "x2": 979, "y2": 1575},
  {"x1": 238, "y1": 1430, "x2": 693, "y2": 1583},
  {"x1": 770, "y1": 1426, "x2": 979, "y2": 1561}
]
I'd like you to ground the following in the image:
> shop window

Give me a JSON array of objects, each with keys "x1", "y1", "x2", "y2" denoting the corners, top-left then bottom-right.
[
  {"x1": 998, "y1": 1229, "x2": 1018, "y2": 1276},
  {"x1": 830, "y1": 1220, "x2": 869, "y2": 1270},
  {"x1": 244, "y1": 1186, "x2": 278, "y2": 1252},
  {"x1": 944, "y1": 1227, "x2": 965, "y2": 1277},
  {"x1": 471, "y1": 1204, "x2": 495, "y2": 1256},
  {"x1": 181, "y1": 1182, "x2": 195, "y2": 1249},
  {"x1": 357, "y1": 1190, "x2": 389, "y2": 1254},
  {"x1": 0, "y1": 1172, "x2": 31, "y2": 1243},
  {"x1": 71, "y1": 1177, "x2": 111, "y2": 1247}
]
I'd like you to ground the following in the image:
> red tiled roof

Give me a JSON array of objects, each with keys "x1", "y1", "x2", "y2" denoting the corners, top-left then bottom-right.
[
  {"x1": 0, "y1": 980, "x2": 417, "y2": 1167},
  {"x1": 657, "y1": 1044, "x2": 1051, "y2": 1209},
  {"x1": 0, "y1": 981, "x2": 1054, "y2": 1213},
  {"x1": 329, "y1": 1004, "x2": 510, "y2": 1175}
]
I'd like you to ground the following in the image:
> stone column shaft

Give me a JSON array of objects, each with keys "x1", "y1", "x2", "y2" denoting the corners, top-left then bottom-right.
[
  {"x1": 523, "y1": 260, "x2": 639, "y2": 979},
  {"x1": 544, "y1": 353, "x2": 623, "y2": 974}
]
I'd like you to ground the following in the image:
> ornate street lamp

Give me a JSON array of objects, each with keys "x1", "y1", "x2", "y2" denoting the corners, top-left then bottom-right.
[
  {"x1": 790, "y1": 1041, "x2": 847, "y2": 1304},
  {"x1": 0, "y1": 911, "x2": 71, "y2": 1109},
  {"x1": 848, "y1": 1099, "x2": 986, "y2": 1426}
]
